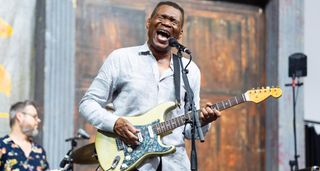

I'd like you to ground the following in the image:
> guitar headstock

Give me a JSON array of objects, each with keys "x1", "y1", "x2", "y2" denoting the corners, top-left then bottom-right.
[{"x1": 244, "y1": 86, "x2": 282, "y2": 103}]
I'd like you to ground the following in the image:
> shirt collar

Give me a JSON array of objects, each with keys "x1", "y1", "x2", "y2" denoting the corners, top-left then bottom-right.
[
  {"x1": 139, "y1": 42, "x2": 174, "y2": 71},
  {"x1": 138, "y1": 42, "x2": 151, "y2": 56}
]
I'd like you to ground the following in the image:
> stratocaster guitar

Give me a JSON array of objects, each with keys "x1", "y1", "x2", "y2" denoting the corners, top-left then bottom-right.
[{"x1": 95, "y1": 87, "x2": 282, "y2": 171}]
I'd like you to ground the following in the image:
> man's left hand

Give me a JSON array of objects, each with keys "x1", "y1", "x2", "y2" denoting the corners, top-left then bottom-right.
[{"x1": 200, "y1": 102, "x2": 221, "y2": 126}]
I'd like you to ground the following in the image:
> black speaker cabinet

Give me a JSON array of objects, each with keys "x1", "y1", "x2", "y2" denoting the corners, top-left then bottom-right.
[{"x1": 289, "y1": 52, "x2": 307, "y2": 77}]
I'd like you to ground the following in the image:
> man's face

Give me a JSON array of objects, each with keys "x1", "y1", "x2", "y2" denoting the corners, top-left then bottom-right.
[
  {"x1": 146, "y1": 5, "x2": 183, "y2": 53},
  {"x1": 20, "y1": 105, "x2": 40, "y2": 137}
]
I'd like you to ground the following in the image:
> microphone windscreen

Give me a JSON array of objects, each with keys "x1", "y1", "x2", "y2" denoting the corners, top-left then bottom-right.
[{"x1": 168, "y1": 37, "x2": 178, "y2": 47}]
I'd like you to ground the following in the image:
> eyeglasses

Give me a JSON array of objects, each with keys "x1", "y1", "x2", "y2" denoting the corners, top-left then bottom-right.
[{"x1": 22, "y1": 112, "x2": 40, "y2": 120}]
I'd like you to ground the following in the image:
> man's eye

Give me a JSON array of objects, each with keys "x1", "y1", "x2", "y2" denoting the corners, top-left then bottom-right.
[
  {"x1": 158, "y1": 16, "x2": 165, "y2": 20},
  {"x1": 172, "y1": 21, "x2": 178, "y2": 25}
]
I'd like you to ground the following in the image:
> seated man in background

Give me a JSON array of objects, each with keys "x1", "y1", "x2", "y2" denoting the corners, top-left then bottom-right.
[{"x1": 0, "y1": 100, "x2": 49, "y2": 170}]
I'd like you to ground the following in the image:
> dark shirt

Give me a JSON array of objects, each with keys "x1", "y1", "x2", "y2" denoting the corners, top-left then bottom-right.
[{"x1": 0, "y1": 135, "x2": 49, "y2": 171}]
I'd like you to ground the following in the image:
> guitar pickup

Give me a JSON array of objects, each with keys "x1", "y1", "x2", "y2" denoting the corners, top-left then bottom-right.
[
  {"x1": 116, "y1": 138, "x2": 124, "y2": 151},
  {"x1": 137, "y1": 132, "x2": 143, "y2": 142},
  {"x1": 148, "y1": 126, "x2": 154, "y2": 138}
]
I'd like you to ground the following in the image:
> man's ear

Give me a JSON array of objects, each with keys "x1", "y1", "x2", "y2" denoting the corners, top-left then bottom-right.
[
  {"x1": 178, "y1": 29, "x2": 183, "y2": 40},
  {"x1": 16, "y1": 112, "x2": 24, "y2": 123},
  {"x1": 146, "y1": 18, "x2": 150, "y2": 30}
]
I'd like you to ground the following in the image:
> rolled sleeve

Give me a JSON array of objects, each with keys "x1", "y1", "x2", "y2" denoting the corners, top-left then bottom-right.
[
  {"x1": 79, "y1": 52, "x2": 119, "y2": 133},
  {"x1": 79, "y1": 98, "x2": 119, "y2": 132}
]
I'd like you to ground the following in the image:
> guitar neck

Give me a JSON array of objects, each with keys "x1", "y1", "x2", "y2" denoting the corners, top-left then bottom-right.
[{"x1": 153, "y1": 94, "x2": 247, "y2": 135}]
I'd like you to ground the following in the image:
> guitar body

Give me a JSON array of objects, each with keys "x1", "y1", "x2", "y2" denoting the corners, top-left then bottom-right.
[{"x1": 95, "y1": 102, "x2": 177, "y2": 171}]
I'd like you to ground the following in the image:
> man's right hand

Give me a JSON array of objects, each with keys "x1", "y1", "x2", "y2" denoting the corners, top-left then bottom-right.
[{"x1": 113, "y1": 117, "x2": 140, "y2": 145}]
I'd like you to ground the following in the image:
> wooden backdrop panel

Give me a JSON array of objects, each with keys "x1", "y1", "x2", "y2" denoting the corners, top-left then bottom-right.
[
  {"x1": 183, "y1": 2, "x2": 265, "y2": 171},
  {"x1": 75, "y1": 1, "x2": 265, "y2": 171}
]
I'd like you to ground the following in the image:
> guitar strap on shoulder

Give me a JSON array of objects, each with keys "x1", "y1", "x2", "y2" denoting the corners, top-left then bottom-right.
[{"x1": 173, "y1": 54, "x2": 181, "y2": 106}]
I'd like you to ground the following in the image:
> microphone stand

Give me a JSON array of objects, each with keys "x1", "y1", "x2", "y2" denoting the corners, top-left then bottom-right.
[
  {"x1": 60, "y1": 137, "x2": 85, "y2": 171},
  {"x1": 177, "y1": 50, "x2": 204, "y2": 171},
  {"x1": 285, "y1": 74, "x2": 303, "y2": 171}
]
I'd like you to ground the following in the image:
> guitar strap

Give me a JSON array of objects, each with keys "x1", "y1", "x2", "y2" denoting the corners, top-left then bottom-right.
[{"x1": 172, "y1": 54, "x2": 181, "y2": 106}]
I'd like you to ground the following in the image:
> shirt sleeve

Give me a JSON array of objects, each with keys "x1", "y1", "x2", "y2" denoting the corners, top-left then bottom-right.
[{"x1": 79, "y1": 51, "x2": 120, "y2": 133}]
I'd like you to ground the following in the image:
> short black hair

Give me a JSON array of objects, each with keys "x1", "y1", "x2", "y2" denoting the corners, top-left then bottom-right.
[
  {"x1": 9, "y1": 100, "x2": 39, "y2": 127},
  {"x1": 150, "y1": 1, "x2": 184, "y2": 28}
]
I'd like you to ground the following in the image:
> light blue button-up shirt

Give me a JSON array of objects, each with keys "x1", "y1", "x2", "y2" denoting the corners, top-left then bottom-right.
[{"x1": 79, "y1": 43, "x2": 209, "y2": 171}]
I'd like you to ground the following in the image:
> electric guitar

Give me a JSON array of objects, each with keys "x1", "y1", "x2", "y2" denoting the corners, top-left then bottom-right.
[{"x1": 95, "y1": 87, "x2": 282, "y2": 171}]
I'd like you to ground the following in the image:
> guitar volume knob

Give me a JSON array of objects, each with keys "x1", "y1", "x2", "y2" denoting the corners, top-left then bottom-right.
[{"x1": 127, "y1": 147, "x2": 133, "y2": 153}]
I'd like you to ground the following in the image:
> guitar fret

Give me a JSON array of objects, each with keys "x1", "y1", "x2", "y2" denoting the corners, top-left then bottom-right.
[
  {"x1": 161, "y1": 122, "x2": 166, "y2": 132},
  {"x1": 225, "y1": 100, "x2": 229, "y2": 108},
  {"x1": 234, "y1": 97, "x2": 238, "y2": 104},
  {"x1": 166, "y1": 122, "x2": 169, "y2": 131},
  {"x1": 241, "y1": 94, "x2": 246, "y2": 102},
  {"x1": 213, "y1": 104, "x2": 219, "y2": 110},
  {"x1": 168, "y1": 120, "x2": 172, "y2": 130},
  {"x1": 173, "y1": 119, "x2": 177, "y2": 128},
  {"x1": 165, "y1": 122, "x2": 169, "y2": 131},
  {"x1": 221, "y1": 102, "x2": 225, "y2": 110},
  {"x1": 230, "y1": 98, "x2": 234, "y2": 106},
  {"x1": 233, "y1": 98, "x2": 237, "y2": 105},
  {"x1": 228, "y1": 99, "x2": 232, "y2": 106},
  {"x1": 174, "y1": 118, "x2": 178, "y2": 127},
  {"x1": 175, "y1": 118, "x2": 178, "y2": 126},
  {"x1": 171, "y1": 119, "x2": 174, "y2": 129}
]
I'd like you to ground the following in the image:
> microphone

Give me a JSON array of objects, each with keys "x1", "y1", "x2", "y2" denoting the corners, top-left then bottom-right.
[
  {"x1": 168, "y1": 37, "x2": 191, "y2": 54},
  {"x1": 77, "y1": 128, "x2": 90, "y2": 139}
]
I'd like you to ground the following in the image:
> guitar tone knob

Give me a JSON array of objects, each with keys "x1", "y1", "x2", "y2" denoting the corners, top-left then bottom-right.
[{"x1": 125, "y1": 155, "x2": 131, "y2": 161}]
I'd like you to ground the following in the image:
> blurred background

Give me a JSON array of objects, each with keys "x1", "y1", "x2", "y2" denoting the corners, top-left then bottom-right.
[{"x1": 0, "y1": 0, "x2": 319, "y2": 170}]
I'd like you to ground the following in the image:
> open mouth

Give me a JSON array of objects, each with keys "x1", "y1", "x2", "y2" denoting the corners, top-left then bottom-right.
[{"x1": 156, "y1": 29, "x2": 171, "y2": 42}]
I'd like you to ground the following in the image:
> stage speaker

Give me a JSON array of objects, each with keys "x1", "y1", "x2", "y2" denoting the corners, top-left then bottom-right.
[{"x1": 289, "y1": 52, "x2": 307, "y2": 77}]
